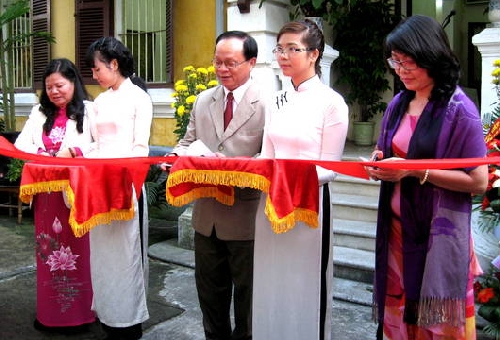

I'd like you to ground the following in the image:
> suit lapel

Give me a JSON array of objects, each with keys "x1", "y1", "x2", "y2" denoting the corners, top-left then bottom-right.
[
  {"x1": 221, "y1": 85, "x2": 258, "y2": 140},
  {"x1": 210, "y1": 86, "x2": 225, "y2": 140}
]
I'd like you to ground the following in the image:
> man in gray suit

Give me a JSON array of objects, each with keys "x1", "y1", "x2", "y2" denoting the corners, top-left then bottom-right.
[{"x1": 170, "y1": 31, "x2": 265, "y2": 340}]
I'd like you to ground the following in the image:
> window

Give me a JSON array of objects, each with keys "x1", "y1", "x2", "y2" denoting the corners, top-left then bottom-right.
[
  {"x1": 117, "y1": 0, "x2": 172, "y2": 84},
  {"x1": 75, "y1": 0, "x2": 112, "y2": 83},
  {"x1": 76, "y1": 0, "x2": 173, "y2": 86},
  {"x1": 0, "y1": 0, "x2": 50, "y2": 90},
  {"x1": 32, "y1": 0, "x2": 51, "y2": 89}
]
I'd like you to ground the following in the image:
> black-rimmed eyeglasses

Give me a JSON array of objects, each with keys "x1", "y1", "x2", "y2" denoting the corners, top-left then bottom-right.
[{"x1": 386, "y1": 58, "x2": 418, "y2": 71}]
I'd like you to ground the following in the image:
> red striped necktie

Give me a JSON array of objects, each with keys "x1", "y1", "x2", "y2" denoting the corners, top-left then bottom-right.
[{"x1": 224, "y1": 92, "x2": 233, "y2": 130}]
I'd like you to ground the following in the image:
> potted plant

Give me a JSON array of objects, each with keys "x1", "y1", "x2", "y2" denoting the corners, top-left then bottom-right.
[
  {"x1": 0, "y1": 0, "x2": 53, "y2": 183},
  {"x1": 331, "y1": 0, "x2": 399, "y2": 145},
  {"x1": 0, "y1": 0, "x2": 52, "y2": 132}
]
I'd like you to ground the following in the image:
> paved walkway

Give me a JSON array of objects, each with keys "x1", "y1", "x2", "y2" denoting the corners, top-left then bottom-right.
[
  {"x1": 0, "y1": 213, "x2": 379, "y2": 339},
  {"x1": 0, "y1": 207, "x2": 493, "y2": 339}
]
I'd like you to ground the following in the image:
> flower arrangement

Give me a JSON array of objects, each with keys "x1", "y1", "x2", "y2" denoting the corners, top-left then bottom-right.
[
  {"x1": 477, "y1": 59, "x2": 500, "y2": 233},
  {"x1": 475, "y1": 59, "x2": 500, "y2": 339},
  {"x1": 475, "y1": 262, "x2": 500, "y2": 338},
  {"x1": 171, "y1": 65, "x2": 218, "y2": 141}
]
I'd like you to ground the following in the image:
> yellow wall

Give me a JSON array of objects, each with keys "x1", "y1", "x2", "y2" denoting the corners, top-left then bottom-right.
[
  {"x1": 150, "y1": 119, "x2": 178, "y2": 147},
  {"x1": 51, "y1": 0, "x2": 76, "y2": 60},
  {"x1": 172, "y1": 0, "x2": 217, "y2": 81},
  {"x1": 155, "y1": 0, "x2": 218, "y2": 147}
]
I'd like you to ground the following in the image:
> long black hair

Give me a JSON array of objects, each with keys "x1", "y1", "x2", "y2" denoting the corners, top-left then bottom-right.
[
  {"x1": 85, "y1": 36, "x2": 147, "y2": 92},
  {"x1": 384, "y1": 15, "x2": 460, "y2": 102},
  {"x1": 39, "y1": 58, "x2": 89, "y2": 134}
]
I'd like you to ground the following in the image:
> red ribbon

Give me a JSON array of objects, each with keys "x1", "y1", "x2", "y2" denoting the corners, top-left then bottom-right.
[{"x1": 0, "y1": 136, "x2": 496, "y2": 234}]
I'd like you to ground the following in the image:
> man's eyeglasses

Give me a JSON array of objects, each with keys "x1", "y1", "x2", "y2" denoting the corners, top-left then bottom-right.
[
  {"x1": 212, "y1": 59, "x2": 249, "y2": 70},
  {"x1": 272, "y1": 46, "x2": 315, "y2": 57},
  {"x1": 386, "y1": 58, "x2": 418, "y2": 71}
]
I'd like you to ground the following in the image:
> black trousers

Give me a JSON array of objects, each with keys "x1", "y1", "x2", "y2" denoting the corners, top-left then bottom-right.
[{"x1": 194, "y1": 230, "x2": 254, "y2": 340}]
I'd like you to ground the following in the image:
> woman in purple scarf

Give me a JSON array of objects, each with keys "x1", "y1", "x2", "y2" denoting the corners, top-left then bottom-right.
[{"x1": 366, "y1": 15, "x2": 487, "y2": 339}]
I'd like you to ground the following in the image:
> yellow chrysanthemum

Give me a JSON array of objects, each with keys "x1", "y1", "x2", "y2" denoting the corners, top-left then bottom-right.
[
  {"x1": 492, "y1": 68, "x2": 500, "y2": 78},
  {"x1": 197, "y1": 67, "x2": 208, "y2": 75},
  {"x1": 175, "y1": 84, "x2": 188, "y2": 92},
  {"x1": 186, "y1": 95, "x2": 197, "y2": 104},
  {"x1": 173, "y1": 64, "x2": 219, "y2": 141},
  {"x1": 494, "y1": 59, "x2": 500, "y2": 67}
]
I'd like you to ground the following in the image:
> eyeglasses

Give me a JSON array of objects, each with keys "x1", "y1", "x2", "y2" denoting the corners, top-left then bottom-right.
[
  {"x1": 212, "y1": 59, "x2": 249, "y2": 69},
  {"x1": 386, "y1": 58, "x2": 418, "y2": 71},
  {"x1": 272, "y1": 46, "x2": 315, "y2": 57}
]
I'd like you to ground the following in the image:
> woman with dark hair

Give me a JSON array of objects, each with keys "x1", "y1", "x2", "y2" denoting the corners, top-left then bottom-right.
[
  {"x1": 252, "y1": 20, "x2": 348, "y2": 340},
  {"x1": 15, "y1": 58, "x2": 95, "y2": 332},
  {"x1": 85, "y1": 36, "x2": 152, "y2": 340},
  {"x1": 366, "y1": 15, "x2": 487, "y2": 339}
]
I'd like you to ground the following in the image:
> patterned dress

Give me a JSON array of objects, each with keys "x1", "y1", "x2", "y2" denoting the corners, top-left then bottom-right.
[
  {"x1": 375, "y1": 89, "x2": 484, "y2": 340},
  {"x1": 17, "y1": 106, "x2": 95, "y2": 327}
]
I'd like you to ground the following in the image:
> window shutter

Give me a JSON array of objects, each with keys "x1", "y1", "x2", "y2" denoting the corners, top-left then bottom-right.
[
  {"x1": 165, "y1": 0, "x2": 173, "y2": 84},
  {"x1": 75, "y1": 0, "x2": 112, "y2": 83},
  {"x1": 32, "y1": 0, "x2": 50, "y2": 89}
]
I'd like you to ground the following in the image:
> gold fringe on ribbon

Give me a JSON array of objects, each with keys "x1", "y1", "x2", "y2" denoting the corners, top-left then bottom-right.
[
  {"x1": 69, "y1": 207, "x2": 135, "y2": 238},
  {"x1": 264, "y1": 195, "x2": 319, "y2": 234},
  {"x1": 19, "y1": 180, "x2": 69, "y2": 203},
  {"x1": 417, "y1": 296, "x2": 465, "y2": 328},
  {"x1": 64, "y1": 185, "x2": 135, "y2": 238},
  {"x1": 168, "y1": 186, "x2": 235, "y2": 207},
  {"x1": 167, "y1": 169, "x2": 270, "y2": 206}
]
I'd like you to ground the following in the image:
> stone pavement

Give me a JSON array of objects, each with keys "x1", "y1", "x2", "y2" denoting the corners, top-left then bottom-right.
[{"x1": 0, "y1": 212, "x2": 493, "y2": 339}]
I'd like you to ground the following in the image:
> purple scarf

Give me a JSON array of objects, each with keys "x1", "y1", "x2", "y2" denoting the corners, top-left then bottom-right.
[{"x1": 374, "y1": 87, "x2": 486, "y2": 332}]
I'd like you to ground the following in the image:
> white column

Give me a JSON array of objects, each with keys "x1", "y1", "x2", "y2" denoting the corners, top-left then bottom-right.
[
  {"x1": 472, "y1": 27, "x2": 500, "y2": 118},
  {"x1": 321, "y1": 44, "x2": 339, "y2": 87},
  {"x1": 226, "y1": 0, "x2": 339, "y2": 91},
  {"x1": 227, "y1": 0, "x2": 290, "y2": 93}
]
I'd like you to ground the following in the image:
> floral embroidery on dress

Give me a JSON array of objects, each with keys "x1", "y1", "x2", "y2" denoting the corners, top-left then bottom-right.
[
  {"x1": 36, "y1": 216, "x2": 82, "y2": 313},
  {"x1": 48, "y1": 126, "x2": 66, "y2": 145},
  {"x1": 46, "y1": 246, "x2": 79, "y2": 271}
]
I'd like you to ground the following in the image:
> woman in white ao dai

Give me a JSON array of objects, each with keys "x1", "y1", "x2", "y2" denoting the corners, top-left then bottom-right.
[{"x1": 253, "y1": 20, "x2": 349, "y2": 340}]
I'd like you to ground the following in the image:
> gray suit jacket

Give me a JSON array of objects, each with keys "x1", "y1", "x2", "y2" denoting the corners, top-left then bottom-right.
[{"x1": 172, "y1": 83, "x2": 266, "y2": 240}]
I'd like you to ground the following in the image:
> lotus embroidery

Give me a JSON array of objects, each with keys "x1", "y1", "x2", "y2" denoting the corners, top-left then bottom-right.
[{"x1": 46, "y1": 246, "x2": 79, "y2": 271}]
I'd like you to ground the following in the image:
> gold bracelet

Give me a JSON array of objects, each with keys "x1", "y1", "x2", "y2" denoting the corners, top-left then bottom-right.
[{"x1": 420, "y1": 169, "x2": 429, "y2": 185}]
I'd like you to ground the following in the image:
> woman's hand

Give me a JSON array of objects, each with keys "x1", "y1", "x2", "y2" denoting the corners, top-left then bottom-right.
[
  {"x1": 369, "y1": 157, "x2": 411, "y2": 182},
  {"x1": 55, "y1": 148, "x2": 73, "y2": 158},
  {"x1": 364, "y1": 150, "x2": 383, "y2": 180}
]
